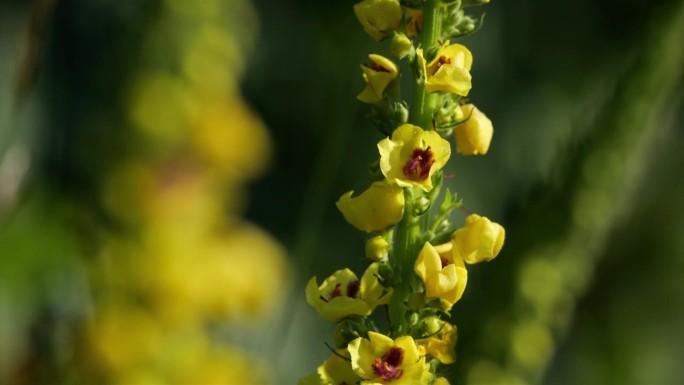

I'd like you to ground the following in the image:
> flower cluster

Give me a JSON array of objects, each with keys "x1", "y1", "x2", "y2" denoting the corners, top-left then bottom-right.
[
  {"x1": 301, "y1": 0, "x2": 504, "y2": 384},
  {"x1": 82, "y1": 1, "x2": 286, "y2": 383}
]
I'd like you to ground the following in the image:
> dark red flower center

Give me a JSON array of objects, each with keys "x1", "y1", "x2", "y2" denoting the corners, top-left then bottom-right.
[
  {"x1": 437, "y1": 55, "x2": 452, "y2": 67},
  {"x1": 402, "y1": 146, "x2": 435, "y2": 181},
  {"x1": 440, "y1": 257, "x2": 450, "y2": 268},
  {"x1": 372, "y1": 347, "x2": 404, "y2": 381},
  {"x1": 370, "y1": 62, "x2": 391, "y2": 73},
  {"x1": 346, "y1": 280, "x2": 361, "y2": 298},
  {"x1": 328, "y1": 280, "x2": 361, "y2": 300}
]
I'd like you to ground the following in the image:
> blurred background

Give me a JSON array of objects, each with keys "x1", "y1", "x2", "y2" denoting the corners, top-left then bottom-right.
[{"x1": 1, "y1": 0, "x2": 683, "y2": 384}]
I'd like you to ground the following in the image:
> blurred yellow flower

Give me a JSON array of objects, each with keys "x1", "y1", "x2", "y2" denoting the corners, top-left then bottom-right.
[
  {"x1": 414, "y1": 242, "x2": 468, "y2": 308},
  {"x1": 190, "y1": 96, "x2": 272, "y2": 182},
  {"x1": 433, "y1": 378, "x2": 451, "y2": 385},
  {"x1": 88, "y1": 307, "x2": 163, "y2": 374},
  {"x1": 336, "y1": 181, "x2": 405, "y2": 233},
  {"x1": 378, "y1": 124, "x2": 451, "y2": 192},
  {"x1": 306, "y1": 263, "x2": 392, "y2": 321},
  {"x1": 139, "y1": 222, "x2": 287, "y2": 325},
  {"x1": 358, "y1": 54, "x2": 399, "y2": 104},
  {"x1": 454, "y1": 104, "x2": 493, "y2": 155},
  {"x1": 452, "y1": 214, "x2": 505, "y2": 264},
  {"x1": 418, "y1": 42, "x2": 473, "y2": 96},
  {"x1": 353, "y1": 0, "x2": 403, "y2": 41},
  {"x1": 416, "y1": 321, "x2": 458, "y2": 364},
  {"x1": 348, "y1": 331, "x2": 431, "y2": 385}
]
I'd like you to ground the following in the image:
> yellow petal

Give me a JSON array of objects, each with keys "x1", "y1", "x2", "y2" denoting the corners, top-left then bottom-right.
[{"x1": 336, "y1": 181, "x2": 405, "y2": 233}]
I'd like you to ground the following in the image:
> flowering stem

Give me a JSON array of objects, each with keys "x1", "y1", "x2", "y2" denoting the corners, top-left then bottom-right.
[
  {"x1": 389, "y1": 0, "x2": 445, "y2": 338},
  {"x1": 410, "y1": 0, "x2": 442, "y2": 130}
]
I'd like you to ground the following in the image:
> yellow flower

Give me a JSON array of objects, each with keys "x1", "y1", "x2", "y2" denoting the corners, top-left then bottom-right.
[
  {"x1": 336, "y1": 181, "x2": 405, "y2": 233},
  {"x1": 433, "y1": 378, "x2": 450, "y2": 385},
  {"x1": 353, "y1": 0, "x2": 403, "y2": 41},
  {"x1": 416, "y1": 320, "x2": 458, "y2": 364},
  {"x1": 418, "y1": 42, "x2": 473, "y2": 96},
  {"x1": 348, "y1": 332, "x2": 431, "y2": 385},
  {"x1": 452, "y1": 214, "x2": 505, "y2": 264},
  {"x1": 358, "y1": 54, "x2": 399, "y2": 104},
  {"x1": 306, "y1": 263, "x2": 392, "y2": 321},
  {"x1": 378, "y1": 124, "x2": 451, "y2": 192},
  {"x1": 365, "y1": 236, "x2": 390, "y2": 261},
  {"x1": 414, "y1": 242, "x2": 468, "y2": 309},
  {"x1": 454, "y1": 104, "x2": 493, "y2": 155}
]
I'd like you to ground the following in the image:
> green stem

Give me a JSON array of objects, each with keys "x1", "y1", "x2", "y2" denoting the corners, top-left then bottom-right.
[
  {"x1": 388, "y1": 1, "x2": 446, "y2": 337},
  {"x1": 410, "y1": 0, "x2": 442, "y2": 130}
]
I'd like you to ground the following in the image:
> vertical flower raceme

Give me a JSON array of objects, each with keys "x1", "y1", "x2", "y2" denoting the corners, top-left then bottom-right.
[
  {"x1": 378, "y1": 124, "x2": 451, "y2": 192},
  {"x1": 358, "y1": 54, "x2": 400, "y2": 104},
  {"x1": 454, "y1": 104, "x2": 493, "y2": 155},
  {"x1": 302, "y1": 0, "x2": 504, "y2": 383}
]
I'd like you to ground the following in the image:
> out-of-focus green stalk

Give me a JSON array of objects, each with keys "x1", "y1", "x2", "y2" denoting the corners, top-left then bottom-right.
[{"x1": 390, "y1": 0, "x2": 445, "y2": 337}]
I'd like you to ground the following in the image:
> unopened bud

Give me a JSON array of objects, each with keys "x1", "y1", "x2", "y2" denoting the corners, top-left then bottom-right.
[
  {"x1": 391, "y1": 33, "x2": 414, "y2": 59},
  {"x1": 365, "y1": 236, "x2": 389, "y2": 261}
]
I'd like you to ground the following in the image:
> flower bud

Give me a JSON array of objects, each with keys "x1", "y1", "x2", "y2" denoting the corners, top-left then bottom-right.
[
  {"x1": 454, "y1": 104, "x2": 493, "y2": 155},
  {"x1": 336, "y1": 181, "x2": 405, "y2": 233},
  {"x1": 353, "y1": 0, "x2": 403, "y2": 41},
  {"x1": 452, "y1": 214, "x2": 505, "y2": 264},
  {"x1": 391, "y1": 33, "x2": 413, "y2": 59},
  {"x1": 423, "y1": 316, "x2": 442, "y2": 335},
  {"x1": 365, "y1": 236, "x2": 389, "y2": 261},
  {"x1": 414, "y1": 196, "x2": 431, "y2": 216}
]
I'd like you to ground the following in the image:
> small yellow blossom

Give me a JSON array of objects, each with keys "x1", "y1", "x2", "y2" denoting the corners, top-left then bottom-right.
[
  {"x1": 358, "y1": 54, "x2": 400, "y2": 104},
  {"x1": 378, "y1": 124, "x2": 451, "y2": 192},
  {"x1": 418, "y1": 42, "x2": 473, "y2": 96},
  {"x1": 414, "y1": 242, "x2": 468, "y2": 309},
  {"x1": 454, "y1": 104, "x2": 493, "y2": 155},
  {"x1": 306, "y1": 263, "x2": 392, "y2": 321},
  {"x1": 348, "y1": 332, "x2": 431, "y2": 385},
  {"x1": 365, "y1": 236, "x2": 390, "y2": 261},
  {"x1": 336, "y1": 181, "x2": 405, "y2": 233},
  {"x1": 354, "y1": 0, "x2": 403, "y2": 41},
  {"x1": 433, "y1": 378, "x2": 451, "y2": 385},
  {"x1": 452, "y1": 214, "x2": 505, "y2": 264},
  {"x1": 416, "y1": 320, "x2": 457, "y2": 364}
]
